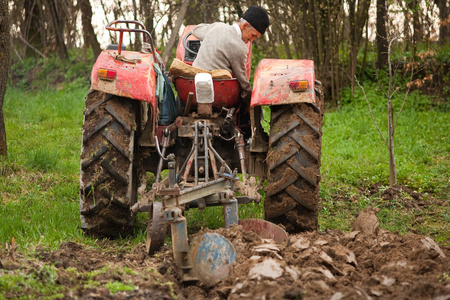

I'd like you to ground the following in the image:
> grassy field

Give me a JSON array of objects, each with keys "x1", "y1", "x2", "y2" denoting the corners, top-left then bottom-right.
[
  {"x1": 0, "y1": 83, "x2": 448, "y2": 255},
  {"x1": 319, "y1": 86, "x2": 449, "y2": 242}
]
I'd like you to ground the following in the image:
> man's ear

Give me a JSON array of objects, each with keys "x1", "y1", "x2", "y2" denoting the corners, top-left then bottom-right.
[{"x1": 240, "y1": 22, "x2": 249, "y2": 31}]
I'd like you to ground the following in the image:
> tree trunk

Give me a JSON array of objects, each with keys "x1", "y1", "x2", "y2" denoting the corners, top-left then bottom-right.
[
  {"x1": 65, "y1": 1, "x2": 79, "y2": 49},
  {"x1": 435, "y1": 0, "x2": 450, "y2": 44},
  {"x1": 132, "y1": 0, "x2": 141, "y2": 50},
  {"x1": 45, "y1": 0, "x2": 68, "y2": 59},
  {"x1": 388, "y1": 99, "x2": 396, "y2": 186},
  {"x1": 313, "y1": 1, "x2": 323, "y2": 69},
  {"x1": 407, "y1": 0, "x2": 420, "y2": 56},
  {"x1": 162, "y1": 0, "x2": 191, "y2": 66},
  {"x1": 140, "y1": 0, "x2": 154, "y2": 32},
  {"x1": 361, "y1": 18, "x2": 369, "y2": 80},
  {"x1": 79, "y1": 0, "x2": 102, "y2": 58},
  {"x1": 202, "y1": 0, "x2": 208, "y2": 23},
  {"x1": 387, "y1": 37, "x2": 398, "y2": 186},
  {"x1": 22, "y1": 0, "x2": 44, "y2": 58},
  {"x1": 0, "y1": 0, "x2": 10, "y2": 158},
  {"x1": 402, "y1": 1, "x2": 411, "y2": 52},
  {"x1": 348, "y1": 0, "x2": 370, "y2": 98},
  {"x1": 376, "y1": 0, "x2": 388, "y2": 69}
]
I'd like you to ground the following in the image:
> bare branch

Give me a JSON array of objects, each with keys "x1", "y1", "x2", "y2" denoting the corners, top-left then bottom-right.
[
  {"x1": 17, "y1": 35, "x2": 47, "y2": 59},
  {"x1": 355, "y1": 75, "x2": 388, "y2": 147},
  {"x1": 10, "y1": 37, "x2": 22, "y2": 61},
  {"x1": 387, "y1": 36, "x2": 399, "y2": 99},
  {"x1": 390, "y1": 86, "x2": 400, "y2": 99}
]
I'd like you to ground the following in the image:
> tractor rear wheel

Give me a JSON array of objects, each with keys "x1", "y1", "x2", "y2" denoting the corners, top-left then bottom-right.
[
  {"x1": 80, "y1": 91, "x2": 139, "y2": 238},
  {"x1": 265, "y1": 88, "x2": 324, "y2": 232}
]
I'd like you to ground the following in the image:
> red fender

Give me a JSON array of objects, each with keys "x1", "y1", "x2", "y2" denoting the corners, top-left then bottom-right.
[
  {"x1": 90, "y1": 50, "x2": 157, "y2": 110},
  {"x1": 250, "y1": 59, "x2": 316, "y2": 107}
]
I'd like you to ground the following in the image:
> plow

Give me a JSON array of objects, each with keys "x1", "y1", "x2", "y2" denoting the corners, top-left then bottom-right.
[{"x1": 79, "y1": 20, "x2": 323, "y2": 284}]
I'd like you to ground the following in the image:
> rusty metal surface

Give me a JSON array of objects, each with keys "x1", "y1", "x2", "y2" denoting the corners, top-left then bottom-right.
[
  {"x1": 239, "y1": 218, "x2": 288, "y2": 244},
  {"x1": 91, "y1": 50, "x2": 157, "y2": 108},
  {"x1": 105, "y1": 20, "x2": 154, "y2": 56},
  {"x1": 235, "y1": 133, "x2": 247, "y2": 183},
  {"x1": 164, "y1": 178, "x2": 231, "y2": 207},
  {"x1": 223, "y1": 198, "x2": 239, "y2": 228},
  {"x1": 197, "y1": 103, "x2": 212, "y2": 115},
  {"x1": 175, "y1": 77, "x2": 240, "y2": 108},
  {"x1": 190, "y1": 233, "x2": 237, "y2": 286},
  {"x1": 146, "y1": 202, "x2": 168, "y2": 255},
  {"x1": 251, "y1": 59, "x2": 316, "y2": 107},
  {"x1": 144, "y1": 118, "x2": 265, "y2": 285},
  {"x1": 164, "y1": 210, "x2": 199, "y2": 282}
]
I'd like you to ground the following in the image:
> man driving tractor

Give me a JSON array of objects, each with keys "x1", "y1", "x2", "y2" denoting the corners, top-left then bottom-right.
[{"x1": 191, "y1": 6, "x2": 270, "y2": 99}]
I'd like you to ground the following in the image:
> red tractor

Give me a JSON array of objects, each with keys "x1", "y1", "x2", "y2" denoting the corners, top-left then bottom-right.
[{"x1": 80, "y1": 20, "x2": 323, "y2": 283}]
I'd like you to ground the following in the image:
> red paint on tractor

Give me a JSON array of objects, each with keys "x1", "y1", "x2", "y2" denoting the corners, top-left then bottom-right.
[
  {"x1": 176, "y1": 25, "x2": 197, "y2": 66},
  {"x1": 245, "y1": 42, "x2": 252, "y2": 80},
  {"x1": 250, "y1": 59, "x2": 316, "y2": 107},
  {"x1": 91, "y1": 50, "x2": 157, "y2": 109},
  {"x1": 175, "y1": 77, "x2": 241, "y2": 108}
]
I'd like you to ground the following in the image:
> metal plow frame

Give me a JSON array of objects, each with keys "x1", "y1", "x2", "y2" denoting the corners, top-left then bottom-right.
[{"x1": 132, "y1": 119, "x2": 261, "y2": 283}]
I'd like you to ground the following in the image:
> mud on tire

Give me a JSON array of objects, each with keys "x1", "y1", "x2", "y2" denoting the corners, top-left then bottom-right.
[
  {"x1": 80, "y1": 91, "x2": 138, "y2": 238},
  {"x1": 265, "y1": 87, "x2": 324, "y2": 232}
]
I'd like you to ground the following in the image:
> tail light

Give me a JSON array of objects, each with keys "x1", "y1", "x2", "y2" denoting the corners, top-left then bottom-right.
[
  {"x1": 289, "y1": 80, "x2": 308, "y2": 92},
  {"x1": 98, "y1": 68, "x2": 117, "y2": 81}
]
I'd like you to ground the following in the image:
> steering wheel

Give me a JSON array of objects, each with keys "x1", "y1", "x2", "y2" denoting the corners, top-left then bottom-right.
[{"x1": 183, "y1": 32, "x2": 199, "y2": 56}]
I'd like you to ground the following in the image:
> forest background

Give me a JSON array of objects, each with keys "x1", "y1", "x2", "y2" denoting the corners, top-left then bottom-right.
[{"x1": 4, "y1": 0, "x2": 450, "y2": 102}]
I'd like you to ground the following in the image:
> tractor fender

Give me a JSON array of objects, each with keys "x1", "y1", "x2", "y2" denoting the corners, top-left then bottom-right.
[
  {"x1": 90, "y1": 50, "x2": 157, "y2": 109},
  {"x1": 250, "y1": 59, "x2": 316, "y2": 107}
]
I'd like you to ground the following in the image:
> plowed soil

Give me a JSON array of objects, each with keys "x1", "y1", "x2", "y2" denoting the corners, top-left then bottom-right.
[{"x1": 2, "y1": 210, "x2": 449, "y2": 300}]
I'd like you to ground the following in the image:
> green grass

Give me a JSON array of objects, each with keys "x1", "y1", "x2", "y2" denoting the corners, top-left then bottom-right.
[
  {"x1": 321, "y1": 107, "x2": 449, "y2": 194},
  {"x1": 1, "y1": 84, "x2": 448, "y2": 249},
  {"x1": 0, "y1": 262, "x2": 140, "y2": 299},
  {"x1": 319, "y1": 87, "x2": 449, "y2": 244},
  {"x1": 0, "y1": 265, "x2": 65, "y2": 299},
  {"x1": 0, "y1": 80, "x2": 448, "y2": 298},
  {"x1": 0, "y1": 87, "x2": 88, "y2": 250}
]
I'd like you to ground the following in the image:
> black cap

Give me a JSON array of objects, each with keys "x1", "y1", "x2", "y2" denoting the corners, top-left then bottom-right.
[{"x1": 242, "y1": 6, "x2": 270, "y2": 34}]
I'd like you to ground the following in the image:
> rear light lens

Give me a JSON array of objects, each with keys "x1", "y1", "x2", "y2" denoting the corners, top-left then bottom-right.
[
  {"x1": 98, "y1": 68, "x2": 117, "y2": 81},
  {"x1": 289, "y1": 80, "x2": 308, "y2": 92}
]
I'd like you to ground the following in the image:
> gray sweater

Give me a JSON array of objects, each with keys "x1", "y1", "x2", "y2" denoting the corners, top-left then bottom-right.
[{"x1": 192, "y1": 23, "x2": 251, "y2": 93}]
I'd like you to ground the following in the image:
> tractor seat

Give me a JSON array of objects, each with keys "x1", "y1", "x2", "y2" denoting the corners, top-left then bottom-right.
[{"x1": 170, "y1": 59, "x2": 241, "y2": 108}]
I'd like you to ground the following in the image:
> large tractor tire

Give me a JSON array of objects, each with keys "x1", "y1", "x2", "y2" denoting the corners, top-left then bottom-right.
[
  {"x1": 80, "y1": 90, "x2": 139, "y2": 238},
  {"x1": 265, "y1": 88, "x2": 324, "y2": 232}
]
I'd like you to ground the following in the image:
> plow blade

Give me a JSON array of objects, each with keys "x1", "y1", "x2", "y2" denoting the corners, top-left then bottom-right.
[
  {"x1": 239, "y1": 219, "x2": 288, "y2": 244},
  {"x1": 146, "y1": 202, "x2": 168, "y2": 255},
  {"x1": 190, "y1": 233, "x2": 237, "y2": 286}
]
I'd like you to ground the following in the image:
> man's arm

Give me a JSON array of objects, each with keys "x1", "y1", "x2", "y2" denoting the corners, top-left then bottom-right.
[
  {"x1": 230, "y1": 48, "x2": 252, "y2": 95},
  {"x1": 191, "y1": 23, "x2": 212, "y2": 41}
]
